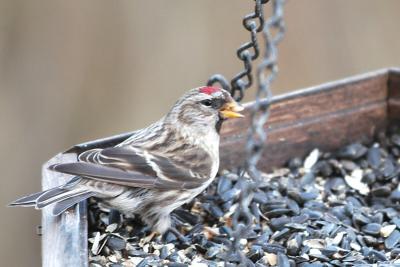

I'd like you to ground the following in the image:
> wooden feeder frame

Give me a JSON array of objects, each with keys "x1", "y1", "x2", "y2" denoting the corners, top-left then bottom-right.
[{"x1": 42, "y1": 68, "x2": 400, "y2": 267}]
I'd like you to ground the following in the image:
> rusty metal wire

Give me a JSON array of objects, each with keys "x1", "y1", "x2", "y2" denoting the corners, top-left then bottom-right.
[{"x1": 207, "y1": 0, "x2": 286, "y2": 262}]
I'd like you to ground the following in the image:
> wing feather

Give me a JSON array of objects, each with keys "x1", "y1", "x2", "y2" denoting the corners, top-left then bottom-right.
[{"x1": 50, "y1": 145, "x2": 209, "y2": 190}]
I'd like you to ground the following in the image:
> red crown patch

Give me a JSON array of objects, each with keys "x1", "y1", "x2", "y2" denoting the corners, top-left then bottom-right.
[{"x1": 199, "y1": 86, "x2": 221, "y2": 95}]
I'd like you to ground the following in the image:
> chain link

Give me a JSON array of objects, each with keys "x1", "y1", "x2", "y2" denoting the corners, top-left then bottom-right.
[
  {"x1": 207, "y1": 0, "x2": 267, "y2": 102},
  {"x1": 207, "y1": 0, "x2": 286, "y2": 261},
  {"x1": 246, "y1": 0, "x2": 285, "y2": 182}
]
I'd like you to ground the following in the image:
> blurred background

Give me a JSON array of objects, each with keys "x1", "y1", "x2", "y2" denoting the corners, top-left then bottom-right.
[{"x1": 1, "y1": 0, "x2": 399, "y2": 266}]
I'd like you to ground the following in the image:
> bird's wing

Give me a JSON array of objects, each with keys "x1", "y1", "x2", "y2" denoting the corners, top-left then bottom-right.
[{"x1": 49, "y1": 146, "x2": 208, "y2": 190}]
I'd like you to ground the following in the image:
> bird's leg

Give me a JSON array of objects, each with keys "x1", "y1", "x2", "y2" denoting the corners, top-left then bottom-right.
[
  {"x1": 165, "y1": 227, "x2": 189, "y2": 244},
  {"x1": 140, "y1": 231, "x2": 159, "y2": 245}
]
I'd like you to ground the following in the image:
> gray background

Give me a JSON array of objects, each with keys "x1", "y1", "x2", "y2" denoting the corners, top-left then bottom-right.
[{"x1": 1, "y1": 1, "x2": 399, "y2": 266}]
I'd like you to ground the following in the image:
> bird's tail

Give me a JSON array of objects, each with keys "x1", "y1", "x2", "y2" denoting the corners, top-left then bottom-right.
[{"x1": 9, "y1": 186, "x2": 95, "y2": 216}]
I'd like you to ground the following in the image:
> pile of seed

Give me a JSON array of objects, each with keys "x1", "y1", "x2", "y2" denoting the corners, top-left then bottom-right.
[{"x1": 88, "y1": 130, "x2": 400, "y2": 267}]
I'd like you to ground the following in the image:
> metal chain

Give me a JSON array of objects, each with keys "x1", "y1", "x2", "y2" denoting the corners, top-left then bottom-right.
[
  {"x1": 208, "y1": 0, "x2": 285, "y2": 179},
  {"x1": 207, "y1": 0, "x2": 286, "y2": 262},
  {"x1": 246, "y1": 0, "x2": 285, "y2": 182},
  {"x1": 207, "y1": 0, "x2": 267, "y2": 102}
]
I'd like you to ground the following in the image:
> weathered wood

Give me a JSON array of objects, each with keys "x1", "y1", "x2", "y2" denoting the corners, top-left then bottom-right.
[
  {"x1": 42, "y1": 153, "x2": 88, "y2": 267},
  {"x1": 221, "y1": 69, "x2": 389, "y2": 138},
  {"x1": 388, "y1": 68, "x2": 400, "y2": 122},
  {"x1": 220, "y1": 102, "x2": 387, "y2": 170},
  {"x1": 220, "y1": 68, "x2": 394, "y2": 171},
  {"x1": 41, "y1": 68, "x2": 399, "y2": 266}
]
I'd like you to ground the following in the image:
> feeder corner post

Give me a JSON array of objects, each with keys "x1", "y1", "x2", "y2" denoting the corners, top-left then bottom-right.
[
  {"x1": 40, "y1": 131, "x2": 133, "y2": 266},
  {"x1": 41, "y1": 152, "x2": 88, "y2": 267}
]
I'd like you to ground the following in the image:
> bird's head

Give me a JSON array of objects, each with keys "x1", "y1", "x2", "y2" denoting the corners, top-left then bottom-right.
[{"x1": 166, "y1": 86, "x2": 244, "y2": 133}]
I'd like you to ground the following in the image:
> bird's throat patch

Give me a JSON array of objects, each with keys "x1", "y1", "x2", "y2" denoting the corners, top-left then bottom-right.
[{"x1": 215, "y1": 116, "x2": 225, "y2": 133}]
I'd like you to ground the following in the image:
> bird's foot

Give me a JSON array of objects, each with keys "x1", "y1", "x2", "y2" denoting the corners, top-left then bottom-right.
[
  {"x1": 139, "y1": 231, "x2": 159, "y2": 245},
  {"x1": 164, "y1": 227, "x2": 190, "y2": 244}
]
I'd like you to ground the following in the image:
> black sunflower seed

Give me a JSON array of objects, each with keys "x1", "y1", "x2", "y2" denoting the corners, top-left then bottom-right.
[
  {"x1": 338, "y1": 143, "x2": 368, "y2": 160},
  {"x1": 217, "y1": 175, "x2": 233, "y2": 195},
  {"x1": 385, "y1": 230, "x2": 400, "y2": 249},
  {"x1": 88, "y1": 131, "x2": 400, "y2": 266},
  {"x1": 106, "y1": 236, "x2": 126, "y2": 251},
  {"x1": 391, "y1": 134, "x2": 400, "y2": 147},
  {"x1": 367, "y1": 146, "x2": 381, "y2": 168},
  {"x1": 361, "y1": 223, "x2": 381, "y2": 236}
]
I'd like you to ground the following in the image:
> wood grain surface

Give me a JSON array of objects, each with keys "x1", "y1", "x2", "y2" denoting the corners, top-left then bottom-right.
[
  {"x1": 220, "y1": 68, "x2": 398, "y2": 171},
  {"x1": 389, "y1": 69, "x2": 400, "y2": 122}
]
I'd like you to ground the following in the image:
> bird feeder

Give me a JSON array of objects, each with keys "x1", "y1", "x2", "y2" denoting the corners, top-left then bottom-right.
[{"x1": 42, "y1": 68, "x2": 400, "y2": 266}]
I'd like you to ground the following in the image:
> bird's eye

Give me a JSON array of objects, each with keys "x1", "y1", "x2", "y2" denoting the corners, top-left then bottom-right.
[{"x1": 201, "y1": 99, "x2": 212, "y2": 107}]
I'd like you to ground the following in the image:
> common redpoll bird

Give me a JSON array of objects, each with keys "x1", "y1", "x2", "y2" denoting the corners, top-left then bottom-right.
[{"x1": 10, "y1": 86, "x2": 244, "y2": 234}]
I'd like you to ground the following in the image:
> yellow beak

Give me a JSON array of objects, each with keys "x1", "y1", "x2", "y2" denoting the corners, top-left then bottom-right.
[{"x1": 219, "y1": 101, "x2": 245, "y2": 119}]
